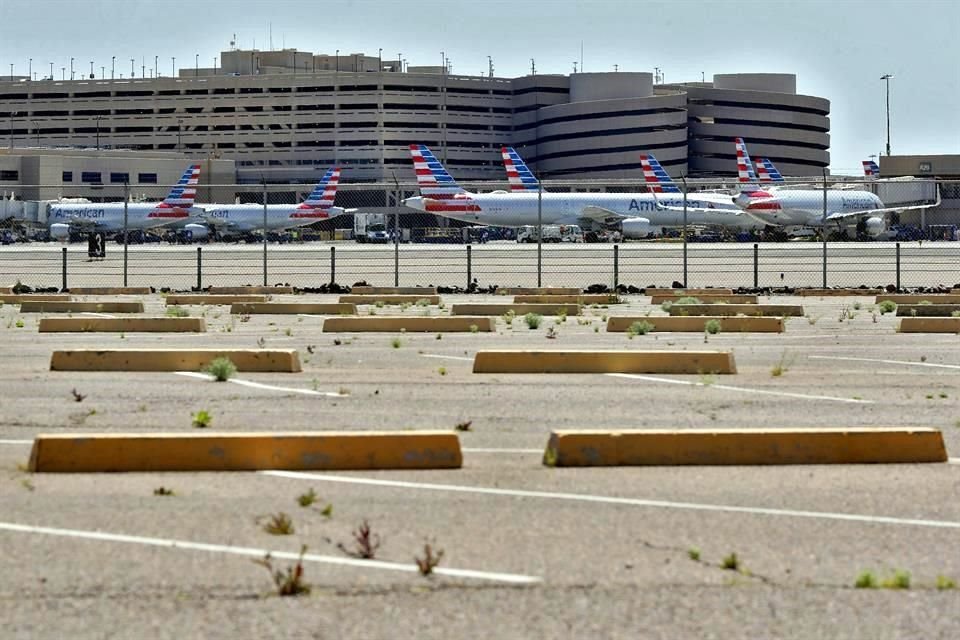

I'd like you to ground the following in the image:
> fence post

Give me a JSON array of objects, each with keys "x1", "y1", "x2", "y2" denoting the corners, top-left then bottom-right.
[
  {"x1": 681, "y1": 175, "x2": 688, "y2": 287},
  {"x1": 394, "y1": 186, "x2": 400, "y2": 287},
  {"x1": 537, "y1": 180, "x2": 543, "y2": 287},
  {"x1": 613, "y1": 244, "x2": 619, "y2": 290},
  {"x1": 895, "y1": 242, "x2": 901, "y2": 291},
  {"x1": 466, "y1": 244, "x2": 472, "y2": 290},
  {"x1": 61, "y1": 247, "x2": 67, "y2": 291},
  {"x1": 753, "y1": 243, "x2": 759, "y2": 288},
  {"x1": 122, "y1": 182, "x2": 129, "y2": 287},
  {"x1": 330, "y1": 246, "x2": 336, "y2": 285},
  {"x1": 262, "y1": 181, "x2": 268, "y2": 287},
  {"x1": 821, "y1": 169, "x2": 828, "y2": 288},
  {"x1": 196, "y1": 246, "x2": 202, "y2": 290}
]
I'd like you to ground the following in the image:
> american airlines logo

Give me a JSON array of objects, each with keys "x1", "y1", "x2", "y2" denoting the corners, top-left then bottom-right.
[{"x1": 52, "y1": 208, "x2": 106, "y2": 219}]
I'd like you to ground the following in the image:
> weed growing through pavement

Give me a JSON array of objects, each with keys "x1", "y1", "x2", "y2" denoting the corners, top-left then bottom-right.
[
  {"x1": 254, "y1": 545, "x2": 311, "y2": 597},
  {"x1": 878, "y1": 300, "x2": 897, "y2": 314},
  {"x1": 153, "y1": 487, "x2": 175, "y2": 496},
  {"x1": 14, "y1": 319, "x2": 23, "y2": 328},
  {"x1": 238, "y1": 314, "x2": 251, "y2": 323},
  {"x1": 71, "y1": 388, "x2": 86, "y2": 402},
  {"x1": 524, "y1": 313, "x2": 543, "y2": 329},
  {"x1": 556, "y1": 309, "x2": 567, "y2": 324},
  {"x1": 338, "y1": 519, "x2": 381, "y2": 559},
  {"x1": 627, "y1": 320, "x2": 654, "y2": 338},
  {"x1": 854, "y1": 570, "x2": 878, "y2": 588},
  {"x1": 454, "y1": 420, "x2": 472, "y2": 432},
  {"x1": 261, "y1": 512, "x2": 295, "y2": 535},
  {"x1": 415, "y1": 298, "x2": 431, "y2": 308},
  {"x1": 297, "y1": 489, "x2": 318, "y2": 508},
  {"x1": 853, "y1": 302, "x2": 862, "y2": 310},
  {"x1": 206, "y1": 357, "x2": 237, "y2": 381},
  {"x1": 415, "y1": 540, "x2": 444, "y2": 577},
  {"x1": 770, "y1": 351, "x2": 796, "y2": 377},
  {"x1": 438, "y1": 367, "x2": 447, "y2": 376},
  {"x1": 721, "y1": 552, "x2": 740, "y2": 571},
  {"x1": 191, "y1": 409, "x2": 212, "y2": 428},
  {"x1": 880, "y1": 570, "x2": 911, "y2": 589},
  {"x1": 936, "y1": 575, "x2": 957, "y2": 590},
  {"x1": 374, "y1": 301, "x2": 385, "y2": 308},
  {"x1": 284, "y1": 327, "x2": 292, "y2": 336},
  {"x1": 319, "y1": 504, "x2": 333, "y2": 518},
  {"x1": 806, "y1": 314, "x2": 820, "y2": 325},
  {"x1": 166, "y1": 306, "x2": 189, "y2": 318},
  {"x1": 256, "y1": 336, "x2": 267, "y2": 348},
  {"x1": 501, "y1": 310, "x2": 516, "y2": 327},
  {"x1": 435, "y1": 333, "x2": 442, "y2": 340},
  {"x1": 391, "y1": 337, "x2": 402, "y2": 349},
  {"x1": 687, "y1": 548, "x2": 701, "y2": 561}
]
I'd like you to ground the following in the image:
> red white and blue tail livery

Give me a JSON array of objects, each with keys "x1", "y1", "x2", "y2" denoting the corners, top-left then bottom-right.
[
  {"x1": 290, "y1": 168, "x2": 342, "y2": 219},
  {"x1": 409, "y1": 144, "x2": 467, "y2": 199},
  {"x1": 501, "y1": 147, "x2": 540, "y2": 192},
  {"x1": 147, "y1": 164, "x2": 201, "y2": 218},
  {"x1": 639, "y1": 154, "x2": 681, "y2": 193},
  {"x1": 863, "y1": 160, "x2": 880, "y2": 179},
  {"x1": 735, "y1": 138, "x2": 760, "y2": 186},
  {"x1": 755, "y1": 157, "x2": 785, "y2": 183}
]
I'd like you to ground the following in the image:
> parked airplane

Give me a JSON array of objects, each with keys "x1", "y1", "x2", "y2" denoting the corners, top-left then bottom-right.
[
  {"x1": 863, "y1": 160, "x2": 881, "y2": 179},
  {"x1": 501, "y1": 147, "x2": 539, "y2": 192},
  {"x1": 184, "y1": 168, "x2": 351, "y2": 238},
  {"x1": 731, "y1": 139, "x2": 938, "y2": 236},
  {"x1": 405, "y1": 144, "x2": 750, "y2": 236},
  {"x1": 755, "y1": 157, "x2": 785, "y2": 183},
  {"x1": 48, "y1": 164, "x2": 201, "y2": 239}
]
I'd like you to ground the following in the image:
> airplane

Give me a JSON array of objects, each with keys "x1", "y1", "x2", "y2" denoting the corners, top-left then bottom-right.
[
  {"x1": 182, "y1": 168, "x2": 352, "y2": 239},
  {"x1": 501, "y1": 147, "x2": 539, "y2": 192},
  {"x1": 730, "y1": 138, "x2": 939, "y2": 237},
  {"x1": 405, "y1": 144, "x2": 751, "y2": 238},
  {"x1": 755, "y1": 157, "x2": 785, "y2": 183},
  {"x1": 863, "y1": 159, "x2": 881, "y2": 179},
  {"x1": 48, "y1": 164, "x2": 202, "y2": 240}
]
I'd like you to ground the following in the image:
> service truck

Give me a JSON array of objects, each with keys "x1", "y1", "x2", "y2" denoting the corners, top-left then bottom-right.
[{"x1": 353, "y1": 213, "x2": 389, "y2": 243}]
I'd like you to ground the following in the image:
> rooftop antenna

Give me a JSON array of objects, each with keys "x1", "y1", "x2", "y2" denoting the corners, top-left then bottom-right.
[
  {"x1": 230, "y1": 34, "x2": 236, "y2": 51},
  {"x1": 530, "y1": 58, "x2": 536, "y2": 76},
  {"x1": 487, "y1": 55, "x2": 494, "y2": 78},
  {"x1": 613, "y1": 64, "x2": 618, "y2": 72},
  {"x1": 573, "y1": 61, "x2": 577, "y2": 74}
]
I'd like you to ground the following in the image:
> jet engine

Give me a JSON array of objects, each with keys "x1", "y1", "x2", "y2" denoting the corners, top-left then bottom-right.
[
  {"x1": 184, "y1": 223, "x2": 209, "y2": 240},
  {"x1": 50, "y1": 223, "x2": 71, "y2": 240},
  {"x1": 865, "y1": 216, "x2": 885, "y2": 237},
  {"x1": 620, "y1": 217, "x2": 652, "y2": 239}
]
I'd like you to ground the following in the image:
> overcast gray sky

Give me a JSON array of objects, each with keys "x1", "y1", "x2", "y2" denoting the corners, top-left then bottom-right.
[{"x1": 1, "y1": 0, "x2": 957, "y2": 174}]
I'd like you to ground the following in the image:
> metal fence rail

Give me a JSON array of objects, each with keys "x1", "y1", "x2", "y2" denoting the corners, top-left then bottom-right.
[{"x1": 3, "y1": 242, "x2": 959, "y2": 291}]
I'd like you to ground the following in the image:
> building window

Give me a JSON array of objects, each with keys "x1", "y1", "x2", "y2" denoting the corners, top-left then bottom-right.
[
  {"x1": 81, "y1": 171, "x2": 102, "y2": 183},
  {"x1": 0, "y1": 170, "x2": 18, "y2": 181},
  {"x1": 110, "y1": 172, "x2": 130, "y2": 183},
  {"x1": 62, "y1": 171, "x2": 73, "y2": 182},
  {"x1": 138, "y1": 173, "x2": 158, "y2": 184},
  {"x1": 919, "y1": 162, "x2": 932, "y2": 173}
]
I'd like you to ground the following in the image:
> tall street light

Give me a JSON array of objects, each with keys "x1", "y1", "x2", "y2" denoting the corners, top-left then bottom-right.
[
  {"x1": 111, "y1": 56, "x2": 115, "y2": 79},
  {"x1": 880, "y1": 74, "x2": 893, "y2": 156}
]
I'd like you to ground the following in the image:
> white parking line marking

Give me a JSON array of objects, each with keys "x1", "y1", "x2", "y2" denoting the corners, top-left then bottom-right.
[
  {"x1": 80, "y1": 312, "x2": 117, "y2": 319},
  {"x1": 949, "y1": 458, "x2": 960, "y2": 465},
  {"x1": 810, "y1": 355, "x2": 960, "y2": 370},
  {"x1": 421, "y1": 354, "x2": 474, "y2": 362},
  {"x1": 0, "y1": 521, "x2": 540, "y2": 585},
  {"x1": 463, "y1": 448, "x2": 542, "y2": 454},
  {"x1": 607, "y1": 373, "x2": 872, "y2": 404},
  {"x1": 0, "y1": 439, "x2": 31, "y2": 445},
  {"x1": 173, "y1": 371, "x2": 347, "y2": 397},
  {"x1": 262, "y1": 470, "x2": 960, "y2": 530}
]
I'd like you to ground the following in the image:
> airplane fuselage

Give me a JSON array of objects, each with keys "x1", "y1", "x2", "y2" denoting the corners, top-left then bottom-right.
[
  {"x1": 405, "y1": 191, "x2": 755, "y2": 230},
  {"x1": 741, "y1": 190, "x2": 883, "y2": 227},
  {"x1": 48, "y1": 203, "x2": 200, "y2": 232},
  {"x1": 180, "y1": 204, "x2": 345, "y2": 234}
]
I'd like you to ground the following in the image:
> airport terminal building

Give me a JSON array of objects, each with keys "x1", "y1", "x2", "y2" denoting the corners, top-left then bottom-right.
[{"x1": 0, "y1": 48, "x2": 830, "y2": 189}]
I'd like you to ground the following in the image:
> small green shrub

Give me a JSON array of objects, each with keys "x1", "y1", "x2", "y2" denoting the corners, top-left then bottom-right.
[
  {"x1": 704, "y1": 319, "x2": 722, "y2": 335},
  {"x1": 675, "y1": 296, "x2": 701, "y2": 305},
  {"x1": 721, "y1": 552, "x2": 740, "y2": 571},
  {"x1": 880, "y1": 570, "x2": 911, "y2": 590},
  {"x1": 166, "y1": 306, "x2": 189, "y2": 318},
  {"x1": 415, "y1": 298, "x2": 431, "y2": 307},
  {"x1": 687, "y1": 548, "x2": 701, "y2": 561},
  {"x1": 262, "y1": 512, "x2": 295, "y2": 535},
  {"x1": 191, "y1": 409, "x2": 212, "y2": 428},
  {"x1": 854, "y1": 570, "x2": 878, "y2": 589},
  {"x1": 297, "y1": 489, "x2": 318, "y2": 508},
  {"x1": 936, "y1": 575, "x2": 956, "y2": 590},
  {"x1": 878, "y1": 300, "x2": 897, "y2": 314},
  {"x1": 391, "y1": 337, "x2": 402, "y2": 349},
  {"x1": 15, "y1": 319, "x2": 25, "y2": 328},
  {"x1": 469, "y1": 324, "x2": 479, "y2": 334},
  {"x1": 206, "y1": 357, "x2": 237, "y2": 381},
  {"x1": 524, "y1": 313, "x2": 543, "y2": 329},
  {"x1": 627, "y1": 320, "x2": 654, "y2": 337}
]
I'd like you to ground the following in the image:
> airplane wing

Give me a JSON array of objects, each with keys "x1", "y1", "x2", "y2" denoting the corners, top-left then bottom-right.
[
  {"x1": 579, "y1": 206, "x2": 627, "y2": 226},
  {"x1": 59, "y1": 217, "x2": 102, "y2": 232},
  {"x1": 825, "y1": 187, "x2": 941, "y2": 221}
]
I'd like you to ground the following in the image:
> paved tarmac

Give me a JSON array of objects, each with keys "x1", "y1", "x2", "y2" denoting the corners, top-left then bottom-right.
[
  {"x1": 1, "y1": 293, "x2": 959, "y2": 638},
  {"x1": 1, "y1": 240, "x2": 959, "y2": 290}
]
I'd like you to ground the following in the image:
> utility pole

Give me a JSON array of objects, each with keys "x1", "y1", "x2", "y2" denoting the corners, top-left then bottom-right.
[{"x1": 880, "y1": 74, "x2": 893, "y2": 156}]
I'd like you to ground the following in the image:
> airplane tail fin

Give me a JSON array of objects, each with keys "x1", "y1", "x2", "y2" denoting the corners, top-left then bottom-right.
[
  {"x1": 639, "y1": 153, "x2": 681, "y2": 193},
  {"x1": 162, "y1": 164, "x2": 202, "y2": 207},
  {"x1": 409, "y1": 144, "x2": 467, "y2": 198},
  {"x1": 755, "y1": 157, "x2": 784, "y2": 183},
  {"x1": 862, "y1": 160, "x2": 880, "y2": 179},
  {"x1": 299, "y1": 168, "x2": 341, "y2": 209},
  {"x1": 735, "y1": 137, "x2": 762, "y2": 191},
  {"x1": 501, "y1": 147, "x2": 540, "y2": 192}
]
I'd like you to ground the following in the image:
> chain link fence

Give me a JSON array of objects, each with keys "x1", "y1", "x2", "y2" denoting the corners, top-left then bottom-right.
[{"x1": 1, "y1": 178, "x2": 957, "y2": 291}]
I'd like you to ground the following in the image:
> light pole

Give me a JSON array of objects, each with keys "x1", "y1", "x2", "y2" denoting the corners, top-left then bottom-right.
[
  {"x1": 8, "y1": 64, "x2": 12, "y2": 81},
  {"x1": 398, "y1": 53, "x2": 401, "y2": 72},
  {"x1": 130, "y1": 58, "x2": 135, "y2": 78},
  {"x1": 335, "y1": 49, "x2": 339, "y2": 73},
  {"x1": 28, "y1": 58, "x2": 32, "y2": 81},
  {"x1": 880, "y1": 74, "x2": 893, "y2": 156},
  {"x1": 111, "y1": 56, "x2": 115, "y2": 79},
  {"x1": 195, "y1": 54, "x2": 198, "y2": 77},
  {"x1": 155, "y1": 55, "x2": 159, "y2": 78},
  {"x1": 70, "y1": 57, "x2": 74, "y2": 80},
  {"x1": 48, "y1": 61, "x2": 53, "y2": 80},
  {"x1": 89, "y1": 61, "x2": 94, "y2": 79},
  {"x1": 378, "y1": 48, "x2": 382, "y2": 71},
  {"x1": 171, "y1": 57, "x2": 175, "y2": 77}
]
